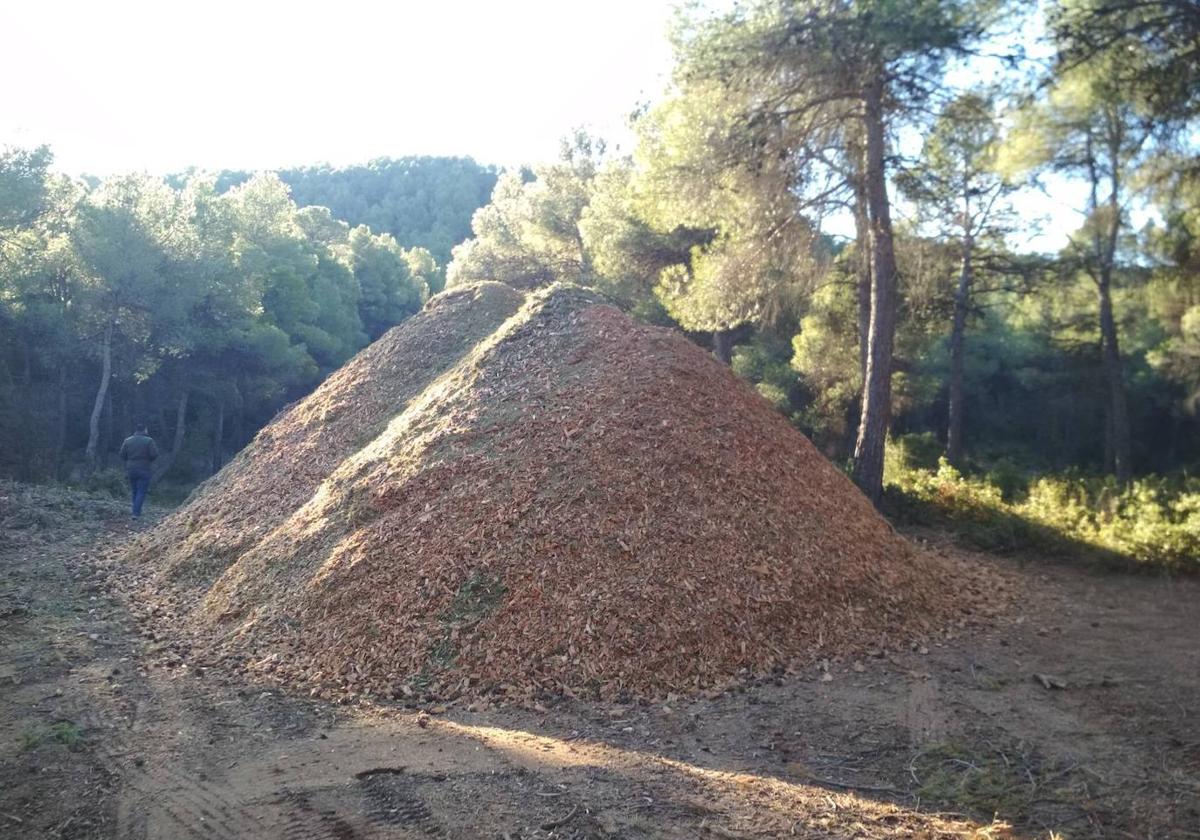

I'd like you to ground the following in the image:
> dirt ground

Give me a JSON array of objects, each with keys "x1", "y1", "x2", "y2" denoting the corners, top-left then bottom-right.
[{"x1": 1, "y1": 491, "x2": 1197, "y2": 839}]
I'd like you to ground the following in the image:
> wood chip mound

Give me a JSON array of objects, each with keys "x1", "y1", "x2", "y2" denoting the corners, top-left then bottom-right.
[{"x1": 128, "y1": 283, "x2": 1005, "y2": 703}]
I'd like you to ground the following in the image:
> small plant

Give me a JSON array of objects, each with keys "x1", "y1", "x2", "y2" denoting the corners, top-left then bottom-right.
[
  {"x1": 422, "y1": 572, "x2": 507, "y2": 673},
  {"x1": 427, "y1": 636, "x2": 457, "y2": 668},
  {"x1": 911, "y1": 741, "x2": 1079, "y2": 823},
  {"x1": 49, "y1": 721, "x2": 82, "y2": 747},
  {"x1": 18, "y1": 729, "x2": 43, "y2": 751},
  {"x1": 19, "y1": 720, "x2": 83, "y2": 751},
  {"x1": 441, "y1": 571, "x2": 506, "y2": 625}
]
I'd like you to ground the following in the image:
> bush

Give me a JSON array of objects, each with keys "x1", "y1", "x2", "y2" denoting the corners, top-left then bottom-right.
[
  {"x1": 889, "y1": 432, "x2": 944, "y2": 472},
  {"x1": 755, "y1": 382, "x2": 790, "y2": 411},
  {"x1": 67, "y1": 469, "x2": 192, "y2": 507},
  {"x1": 884, "y1": 455, "x2": 1200, "y2": 574},
  {"x1": 985, "y1": 458, "x2": 1028, "y2": 502},
  {"x1": 75, "y1": 468, "x2": 128, "y2": 500}
]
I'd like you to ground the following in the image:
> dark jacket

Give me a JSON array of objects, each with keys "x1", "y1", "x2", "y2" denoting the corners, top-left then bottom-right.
[{"x1": 119, "y1": 434, "x2": 159, "y2": 475}]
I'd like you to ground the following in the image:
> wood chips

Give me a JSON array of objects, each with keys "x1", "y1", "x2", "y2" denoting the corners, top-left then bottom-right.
[{"x1": 126, "y1": 283, "x2": 1006, "y2": 703}]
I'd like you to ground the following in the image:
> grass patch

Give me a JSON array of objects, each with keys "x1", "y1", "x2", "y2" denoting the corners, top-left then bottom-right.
[
  {"x1": 417, "y1": 572, "x2": 507, "y2": 679},
  {"x1": 19, "y1": 720, "x2": 83, "y2": 751},
  {"x1": 911, "y1": 741, "x2": 1080, "y2": 822},
  {"x1": 440, "y1": 571, "x2": 507, "y2": 626},
  {"x1": 1, "y1": 480, "x2": 129, "y2": 532}
]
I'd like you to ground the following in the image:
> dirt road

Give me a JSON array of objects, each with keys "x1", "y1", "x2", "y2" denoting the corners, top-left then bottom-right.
[{"x1": 1, "y1": 487, "x2": 1197, "y2": 839}]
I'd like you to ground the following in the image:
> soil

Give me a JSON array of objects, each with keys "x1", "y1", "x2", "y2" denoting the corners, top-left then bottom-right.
[{"x1": 2, "y1": 492, "x2": 1197, "y2": 839}]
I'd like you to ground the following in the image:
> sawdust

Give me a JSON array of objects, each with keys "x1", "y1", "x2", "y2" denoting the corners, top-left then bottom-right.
[{"x1": 128, "y1": 283, "x2": 1009, "y2": 703}]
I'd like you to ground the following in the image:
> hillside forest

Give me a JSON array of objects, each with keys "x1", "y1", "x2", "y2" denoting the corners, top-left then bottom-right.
[{"x1": 1, "y1": 0, "x2": 1198, "y2": 566}]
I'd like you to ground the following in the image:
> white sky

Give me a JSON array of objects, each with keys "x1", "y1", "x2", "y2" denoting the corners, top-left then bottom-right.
[
  {"x1": 3, "y1": 0, "x2": 1095, "y2": 252},
  {"x1": 2, "y1": 0, "x2": 676, "y2": 175}
]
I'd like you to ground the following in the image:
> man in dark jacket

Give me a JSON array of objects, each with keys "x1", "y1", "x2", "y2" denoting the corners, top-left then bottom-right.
[{"x1": 119, "y1": 424, "x2": 158, "y2": 518}]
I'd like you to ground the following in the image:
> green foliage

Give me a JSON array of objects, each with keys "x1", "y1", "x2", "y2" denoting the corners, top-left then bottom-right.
[
  {"x1": 424, "y1": 572, "x2": 507, "y2": 672},
  {"x1": 1049, "y1": 0, "x2": 1200, "y2": 124},
  {"x1": 888, "y1": 432, "x2": 944, "y2": 471},
  {"x1": 732, "y1": 335, "x2": 800, "y2": 414},
  {"x1": 790, "y1": 278, "x2": 862, "y2": 452},
  {"x1": 1145, "y1": 173, "x2": 1200, "y2": 410},
  {"x1": 349, "y1": 225, "x2": 430, "y2": 340},
  {"x1": 214, "y1": 157, "x2": 497, "y2": 291},
  {"x1": 446, "y1": 161, "x2": 592, "y2": 290},
  {"x1": 446, "y1": 135, "x2": 688, "y2": 321},
  {"x1": 579, "y1": 160, "x2": 701, "y2": 312},
  {"x1": 984, "y1": 458, "x2": 1029, "y2": 503},
  {"x1": 630, "y1": 7, "x2": 831, "y2": 335},
  {"x1": 0, "y1": 152, "x2": 439, "y2": 484},
  {"x1": 885, "y1": 454, "x2": 1200, "y2": 572},
  {"x1": 76, "y1": 468, "x2": 130, "y2": 500},
  {"x1": 441, "y1": 572, "x2": 507, "y2": 626},
  {"x1": 0, "y1": 145, "x2": 52, "y2": 231}
]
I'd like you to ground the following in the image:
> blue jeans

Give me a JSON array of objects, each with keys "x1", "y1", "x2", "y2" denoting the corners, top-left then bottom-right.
[{"x1": 128, "y1": 470, "x2": 151, "y2": 517}]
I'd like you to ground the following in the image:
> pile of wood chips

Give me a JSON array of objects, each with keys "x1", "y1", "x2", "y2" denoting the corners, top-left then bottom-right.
[{"x1": 127, "y1": 283, "x2": 1008, "y2": 703}]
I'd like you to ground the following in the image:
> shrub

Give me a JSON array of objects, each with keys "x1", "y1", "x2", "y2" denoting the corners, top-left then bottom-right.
[
  {"x1": 889, "y1": 432, "x2": 944, "y2": 472},
  {"x1": 755, "y1": 382, "x2": 790, "y2": 411},
  {"x1": 884, "y1": 452, "x2": 1199, "y2": 574},
  {"x1": 985, "y1": 458, "x2": 1028, "y2": 502},
  {"x1": 76, "y1": 468, "x2": 128, "y2": 500}
]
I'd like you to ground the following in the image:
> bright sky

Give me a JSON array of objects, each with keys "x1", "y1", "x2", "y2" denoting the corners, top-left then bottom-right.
[
  {"x1": 2, "y1": 0, "x2": 676, "y2": 176},
  {"x1": 4, "y1": 0, "x2": 1100, "y2": 253}
]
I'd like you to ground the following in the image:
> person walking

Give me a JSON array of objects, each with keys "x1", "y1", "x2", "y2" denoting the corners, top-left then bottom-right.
[{"x1": 119, "y1": 423, "x2": 158, "y2": 519}]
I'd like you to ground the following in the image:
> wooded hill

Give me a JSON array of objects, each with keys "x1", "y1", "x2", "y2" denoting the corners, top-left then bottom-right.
[{"x1": 0, "y1": 156, "x2": 493, "y2": 485}]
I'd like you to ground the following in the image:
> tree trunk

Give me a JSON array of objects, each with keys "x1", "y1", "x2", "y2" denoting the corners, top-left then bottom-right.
[
  {"x1": 1103, "y1": 407, "x2": 1114, "y2": 474},
  {"x1": 131, "y1": 381, "x2": 145, "y2": 429},
  {"x1": 211, "y1": 396, "x2": 225, "y2": 475},
  {"x1": 115, "y1": 389, "x2": 129, "y2": 455},
  {"x1": 712, "y1": 329, "x2": 734, "y2": 365},
  {"x1": 1091, "y1": 125, "x2": 1132, "y2": 486},
  {"x1": 102, "y1": 387, "x2": 114, "y2": 468},
  {"x1": 946, "y1": 237, "x2": 973, "y2": 468},
  {"x1": 154, "y1": 389, "x2": 189, "y2": 481},
  {"x1": 849, "y1": 132, "x2": 872, "y2": 386},
  {"x1": 55, "y1": 364, "x2": 68, "y2": 477},
  {"x1": 232, "y1": 380, "x2": 245, "y2": 452},
  {"x1": 1098, "y1": 275, "x2": 1132, "y2": 484},
  {"x1": 850, "y1": 77, "x2": 899, "y2": 507},
  {"x1": 84, "y1": 322, "x2": 113, "y2": 473}
]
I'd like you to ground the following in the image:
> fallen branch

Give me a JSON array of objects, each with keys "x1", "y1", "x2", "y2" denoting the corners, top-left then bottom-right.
[
  {"x1": 700, "y1": 821, "x2": 752, "y2": 839},
  {"x1": 811, "y1": 777, "x2": 901, "y2": 794},
  {"x1": 353, "y1": 766, "x2": 406, "y2": 780},
  {"x1": 540, "y1": 804, "x2": 579, "y2": 830}
]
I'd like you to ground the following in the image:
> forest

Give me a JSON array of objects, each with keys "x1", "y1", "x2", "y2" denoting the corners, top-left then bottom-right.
[
  {"x1": 1, "y1": 0, "x2": 1198, "y2": 567},
  {"x1": 0, "y1": 157, "x2": 495, "y2": 489}
]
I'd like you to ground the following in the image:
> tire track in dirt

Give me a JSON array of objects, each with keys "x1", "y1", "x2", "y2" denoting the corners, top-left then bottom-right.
[
  {"x1": 51, "y1": 525, "x2": 454, "y2": 840},
  {"x1": 78, "y1": 695, "x2": 447, "y2": 840},
  {"x1": 76, "y1": 698, "x2": 267, "y2": 840},
  {"x1": 276, "y1": 789, "x2": 364, "y2": 840},
  {"x1": 357, "y1": 772, "x2": 446, "y2": 836},
  {"x1": 69, "y1": 643, "x2": 448, "y2": 839}
]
